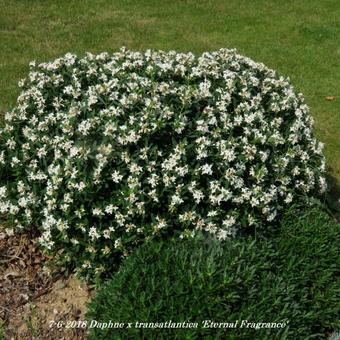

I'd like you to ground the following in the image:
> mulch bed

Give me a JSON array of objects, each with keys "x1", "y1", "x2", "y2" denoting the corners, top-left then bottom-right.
[{"x1": 0, "y1": 228, "x2": 92, "y2": 339}]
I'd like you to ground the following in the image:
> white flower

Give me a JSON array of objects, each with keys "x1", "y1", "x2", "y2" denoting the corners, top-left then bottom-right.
[
  {"x1": 222, "y1": 216, "x2": 236, "y2": 228},
  {"x1": 89, "y1": 227, "x2": 100, "y2": 240},
  {"x1": 18, "y1": 197, "x2": 28, "y2": 208},
  {"x1": 201, "y1": 163, "x2": 213, "y2": 175},
  {"x1": 92, "y1": 208, "x2": 104, "y2": 216},
  {"x1": 0, "y1": 186, "x2": 7, "y2": 199},
  {"x1": 105, "y1": 204, "x2": 117, "y2": 215},
  {"x1": 129, "y1": 163, "x2": 142, "y2": 175},
  {"x1": 56, "y1": 219, "x2": 69, "y2": 231},
  {"x1": 111, "y1": 170, "x2": 123, "y2": 183},
  {"x1": 114, "y1": 238, "x2": 122, "y2": 249},
  {"x1": 6, "y1": 228, "x2": 14, "y2": 236},
  {"x1": 207, "y1": 210, "x2": 218, "y2": 217},
  {"x1": 6, "y1": 138, "x2": 16, "y2": 149},
  {"x1": 154, "y1": 216, "x2": 167, "y2": 230},
  {"x1": 176, "y1": 165, "x2": 189, "y2": 177},
  {"x1": 0, "y1": 151, "x2": 5, "y2": 164},
  {"x1": 103, "y1": 229, "x2": 111, "y2": 239},
  {"x1": 267, "y1": 210, "x2": 277, "y2": 222},
  {"x1": 319, "y1": 177, "x2": 327, "y2": 193},
  {"x1": 192, "y1": 190, "x2": 204, "y2": 204},
  {"x1": 74, "y1": 181, "x2": 86, "y2": 191},
  {"x1": 171, "y1": 194, "x2": 183, "y2": 205},
  {"x1": 147, "y1": 174, "x2": 159, "y2": 188},
  {"x1": 217, "y1": 227, "x2": 235, "y2": 240},
  {"x1": 284, "y1": 193, "x2": 293, "y2": 204}
]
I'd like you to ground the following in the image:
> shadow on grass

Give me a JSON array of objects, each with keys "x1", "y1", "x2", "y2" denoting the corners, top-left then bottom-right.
[{"x1": 325, "y1": 172, "x2": 340, "y2": 221}]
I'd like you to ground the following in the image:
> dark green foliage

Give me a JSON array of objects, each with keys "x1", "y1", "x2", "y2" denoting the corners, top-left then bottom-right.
[{"x1": 86, "y1": 202, "x2": 340, "y2": 339}]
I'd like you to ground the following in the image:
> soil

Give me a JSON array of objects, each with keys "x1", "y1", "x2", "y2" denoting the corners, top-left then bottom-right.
[{"x1": 0, "y1": 228, "x2": 93, "y2": 340}]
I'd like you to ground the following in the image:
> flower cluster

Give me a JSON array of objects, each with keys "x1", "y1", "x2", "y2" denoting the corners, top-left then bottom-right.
[{"x1": 0, "y1": 48, "x2": 326, "y2": 278}]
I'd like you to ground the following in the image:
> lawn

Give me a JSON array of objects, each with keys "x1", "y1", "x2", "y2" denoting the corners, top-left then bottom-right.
[{"x1": 0, "y1": 0, "x2": 339, "y2": 183}]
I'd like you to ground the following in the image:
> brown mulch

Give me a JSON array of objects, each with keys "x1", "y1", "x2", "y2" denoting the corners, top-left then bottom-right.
[{"x1": 0, "y1": 228, "x2": 93, "y2": 340}]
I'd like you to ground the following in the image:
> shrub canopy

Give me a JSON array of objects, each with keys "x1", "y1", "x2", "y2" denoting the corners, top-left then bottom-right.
[{"x1": 0, "y1": 48, "x2": 326, "y2": 278}]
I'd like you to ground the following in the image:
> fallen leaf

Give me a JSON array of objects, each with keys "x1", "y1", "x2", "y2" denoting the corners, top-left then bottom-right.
[
  {"x1": 4, "y1": 270, "x2": 20, "y2": 279},
  {"x1": 325, "y1": 96, "x2": 336, "y2": 101}
]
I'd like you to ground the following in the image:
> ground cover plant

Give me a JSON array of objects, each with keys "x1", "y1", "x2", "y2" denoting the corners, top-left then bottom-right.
[
  {"x1": 86, "y1": 200, "x2": 340, "y2": 339},
  {"x1": 0, "y1": 48, "x2": 326, "y2": 280}
]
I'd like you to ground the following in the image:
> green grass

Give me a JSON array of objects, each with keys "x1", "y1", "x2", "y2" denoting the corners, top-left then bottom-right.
[
  {"x1": 0, "y1": 0, "x2": 339, "y2": 182},
  {"x1": 0, "y1": 321, "x2": 4, "y2": 340}
]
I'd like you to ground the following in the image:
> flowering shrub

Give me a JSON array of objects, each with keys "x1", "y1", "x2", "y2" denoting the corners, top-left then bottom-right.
[{"x1": 0, "y1": 48, "x2": 326, "y2": 278}]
